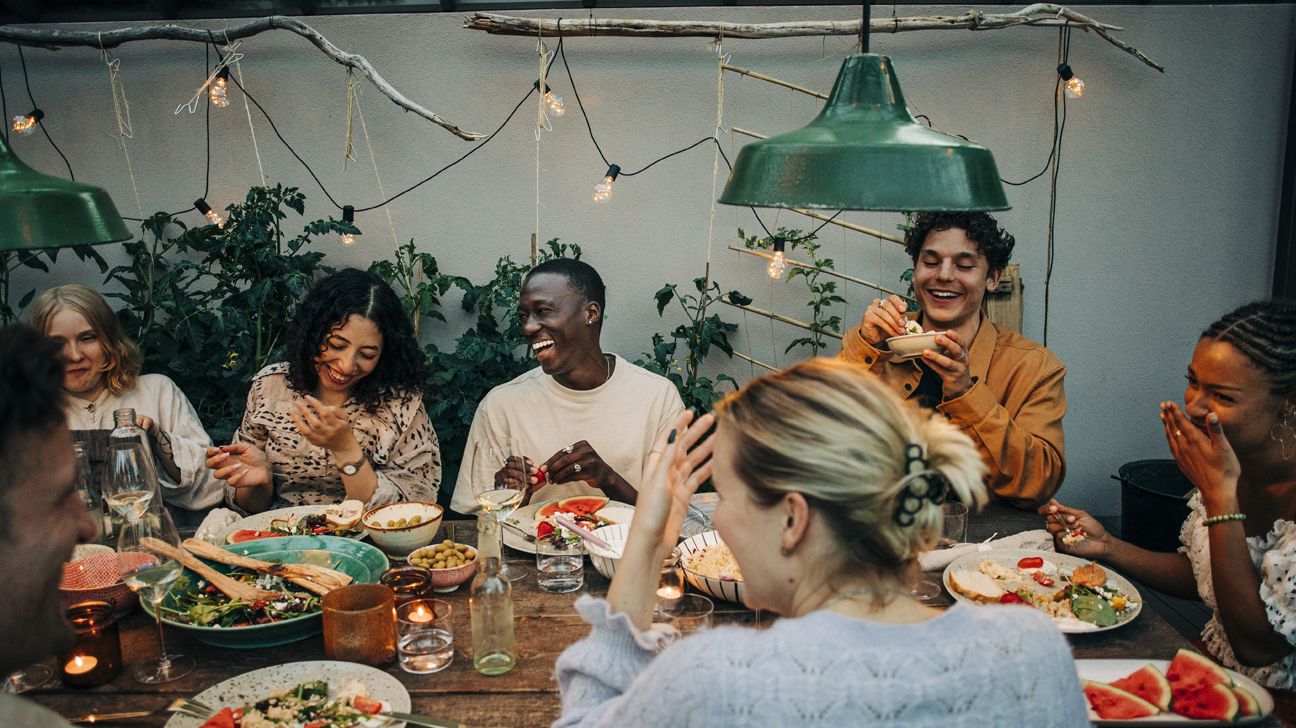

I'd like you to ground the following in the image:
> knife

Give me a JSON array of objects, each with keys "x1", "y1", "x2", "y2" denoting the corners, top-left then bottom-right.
[{"x1": 69, "y1": 710, "x2": 155, "y2": 723}]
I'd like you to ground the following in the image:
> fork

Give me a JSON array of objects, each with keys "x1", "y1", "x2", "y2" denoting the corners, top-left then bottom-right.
[{"x1": 166, "y1": 696, "x2": 213, "y2": 720}]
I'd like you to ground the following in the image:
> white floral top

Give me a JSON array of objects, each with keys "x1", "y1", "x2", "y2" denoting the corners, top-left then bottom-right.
[{"x1": 1180, "y1": 491, "x2": 1296, "y2": 689}]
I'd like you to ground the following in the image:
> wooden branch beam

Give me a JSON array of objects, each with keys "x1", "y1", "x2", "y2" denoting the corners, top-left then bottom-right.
[
  {"x1": 734, "y1": 351, "x2": 779, "y2": 372},
  {"x1": 721, "y1": 299, "x2": 843, "y2": 340},
  {"x1": 722, "y1": 64, "x2": 827, "y2": 100},
  {"x1": 464, "y1": 5, "x2": 1163, "y2": 72},
  {"x1": 728, "y1": 245, "x2": 914, "y2": 301},
  {"x1": 730, "y1": 127, "x2": 765, "y2": 140},
  {"x1": 0, "y1": 16, "x2": 484, "y2": 141},
  {"x1": 790, "y1": 208, "x2": 906, "y2": 245}
]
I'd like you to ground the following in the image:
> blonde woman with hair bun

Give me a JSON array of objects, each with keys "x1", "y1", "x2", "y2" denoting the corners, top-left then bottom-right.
[
  {"x1": 26, "y1": 285, "x2": 223, "y2": 512},
  {"x1": 555, "y1": 358, "x2": 1087, "y2": 727}
]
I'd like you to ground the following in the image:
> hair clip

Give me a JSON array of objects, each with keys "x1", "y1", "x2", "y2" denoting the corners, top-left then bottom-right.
[{"x1": 893, "y1": 471, "x2": 950, "y2": 527}]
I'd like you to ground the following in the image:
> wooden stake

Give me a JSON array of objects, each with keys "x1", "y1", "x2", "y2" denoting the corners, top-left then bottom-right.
[
  {"x1": 720, "y1": 299, "x2": 843, "y2": 340},
  {"x1": 734, "y1": 351, "x2": 780, "y2": 372},
  {"x1": 727, "y1": 245, "x2": 914, "y2": 301},
  {"x1": 721, "y1": 64, "x2": 828, "y2": 100}
]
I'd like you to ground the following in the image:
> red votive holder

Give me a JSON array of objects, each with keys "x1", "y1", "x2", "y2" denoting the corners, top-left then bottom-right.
[{"x1": 59, "y1": 601, "x2": 122, "y2": 688}]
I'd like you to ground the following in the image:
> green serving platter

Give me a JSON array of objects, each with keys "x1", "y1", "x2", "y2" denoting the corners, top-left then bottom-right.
[{"x1": 144, "y1": 535, "x2": 389, "y2": 649}]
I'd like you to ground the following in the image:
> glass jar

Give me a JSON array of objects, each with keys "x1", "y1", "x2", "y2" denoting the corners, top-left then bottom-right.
[
  {"x1": 59, "y1": 601, "x2": 122, "y2": 688},
  {"x1": 381, "y1": 565, "x2": 433, "y2": 604}
]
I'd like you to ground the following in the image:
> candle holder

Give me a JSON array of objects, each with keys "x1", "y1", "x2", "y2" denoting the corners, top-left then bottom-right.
[
  {"x1": 59, "y1": 601, "x2": 122, "y2": 688},
  {"x1": 396, "y1": 599, "x2": 454, "y2": 674},
  {"x1": 380, "y1": 565, "x2": 433, "y2": 604},
  {"x1": 655, "y1": 551, "x2": 685, "y2": 617}
]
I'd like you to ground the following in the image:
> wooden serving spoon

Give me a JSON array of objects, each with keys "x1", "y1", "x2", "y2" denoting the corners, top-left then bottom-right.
[
  {"x1": 183, "y1": 538, "x2": 351, "y2": 596},
  {"x1": 140, "y1": 537, "x2": 283, "y2": 603}
]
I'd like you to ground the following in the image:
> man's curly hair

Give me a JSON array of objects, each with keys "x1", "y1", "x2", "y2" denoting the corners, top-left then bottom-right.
[
  {"x1": 285, "y1": 269, "x2": 428, "y2": 412},
  {"x1": 903, "y1": 212, "x2": 1015, "y2": 273}
]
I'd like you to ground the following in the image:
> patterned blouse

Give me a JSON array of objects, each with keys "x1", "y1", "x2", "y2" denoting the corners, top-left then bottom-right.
[{"x1": 229, "y1": 363, "x2": 441, "y2": 511}]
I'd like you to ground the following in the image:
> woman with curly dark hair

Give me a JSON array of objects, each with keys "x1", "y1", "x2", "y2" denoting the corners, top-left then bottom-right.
[
  {"x1": 207, "y1": 269, "x2": 441, "y2": 514},
  {"x1": 839, "y1": 211, "x2": 1068, "y2": 510}
]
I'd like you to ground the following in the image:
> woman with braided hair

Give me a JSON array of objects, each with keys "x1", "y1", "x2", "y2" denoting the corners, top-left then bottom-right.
[
  {"x1": 554, "y1": 358, "x2": 1087, "y2": 727},
  {"x1": 1044, "y1": 300, "x2": 1296, "y2": 690}
]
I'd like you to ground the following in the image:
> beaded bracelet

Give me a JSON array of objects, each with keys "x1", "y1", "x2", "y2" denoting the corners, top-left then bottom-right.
[{"x1": 1203, "y1": 513, "x2": 1247, "y2": 526}]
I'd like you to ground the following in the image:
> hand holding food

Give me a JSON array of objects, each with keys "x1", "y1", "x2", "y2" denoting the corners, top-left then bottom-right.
[
  {"x1": 1161, "y1": 402, "x2": 1241, "y2": 509},
  {"x1": 540, "y1": 440, "x2": 614, "y2": 490},
  {"x1": 291, "y1": 395, "x2": 358, "y2": 453},
  {"x1": 860, "y1": 295, "x2": 910, "y2": 345},
  {"x1": 206, "y1": 442, "x2": 273, "y2": 489},
  {"x1": 1039, "y1": 499, "x2": 1108, "y2": 559},
  {"x1": 921, "y1": 330, "x2": 974, "y2": 400}
]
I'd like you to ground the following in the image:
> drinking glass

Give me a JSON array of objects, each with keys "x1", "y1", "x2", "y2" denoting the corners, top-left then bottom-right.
[
  {"x1": 322, "y1": 584, "x2": 398, "y2": 665},
  {"x1": 910, "y1": 502, "x2": 970, "y2": 603},
  {"x1": 2, "y1": 665, "x2": 53, "y2": 694},
  {"x1": 116, "y1": 509, "x2": 194, "y2": 683},
  {"x1": 472, "y1": 437, "x2": 528, "y2": 581},
  {"x1": 396, "y1": 599, "x2": 454, "y2": 674},
  {"x1": 102, "y1": 442, "x2": 158, "y2": 525},
  {"x1": 535, "y1": 535, "x2": 584, "y2": 593},
  {"x1": 74, "y1": 443, "x2": 105, "y2": 545},
  {"x1": 666, "y1": 594, "x2": 713, "y2": 635}
]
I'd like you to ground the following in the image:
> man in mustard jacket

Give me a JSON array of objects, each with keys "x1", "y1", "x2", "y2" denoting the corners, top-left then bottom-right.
[{"x1": 839, "y1": 212, "x2": 1066, "y2": 508}]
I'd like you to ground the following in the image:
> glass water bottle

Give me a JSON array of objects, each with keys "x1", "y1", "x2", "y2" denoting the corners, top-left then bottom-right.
[{"x1": 470, "y1": 513, "x2": 516, "y2": 675}]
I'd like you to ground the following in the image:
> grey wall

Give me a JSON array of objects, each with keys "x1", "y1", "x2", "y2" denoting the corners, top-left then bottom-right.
[{"x1": 6, "y1": 5, "x2": 1293, "y2": 514}]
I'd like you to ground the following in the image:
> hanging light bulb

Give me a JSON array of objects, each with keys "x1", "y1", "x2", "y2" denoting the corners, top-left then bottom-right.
[
  {"x1": 209, "y1": 68, "x2": 230, "y2": 108},
  {"x1": 193, "y1": 198, "x2": 224, "y2": 229},
  {"x1": 1057, "y1": 63, "x2": 1085, "y2": 99},
  {"x1": 593, "y1": 164, "x2": 620, "y2": 204},
  {"x1": 533, "y1": 81, "x2": 564, "y2": 118},
  {"x1": 11, "y1": 109, "x2": 43, "y2": 136},
  {"x1": 766, "y1": 237, "x2": 788, "y2": 280},
  {"x1": 340, "y1": 205, "x2": 357, "y2": 246}
]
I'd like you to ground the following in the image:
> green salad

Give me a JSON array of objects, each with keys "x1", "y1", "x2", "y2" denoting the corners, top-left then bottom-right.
[{"x1": 160, "y1": 569, "x2": 320, "y2": 628}]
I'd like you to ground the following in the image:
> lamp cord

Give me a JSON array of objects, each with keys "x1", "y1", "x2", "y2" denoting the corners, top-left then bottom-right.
[
  {"x1": 0, "y1": 58, "x2": 8, "y2": 144},
  {"x1": 18, "y1": 46, "x2": 75, "y2": 181}
]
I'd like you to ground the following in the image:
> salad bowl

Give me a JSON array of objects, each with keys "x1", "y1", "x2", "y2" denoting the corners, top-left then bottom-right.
[{"x1": 144, "y1": 535, "x2": 388, "y2": 649}]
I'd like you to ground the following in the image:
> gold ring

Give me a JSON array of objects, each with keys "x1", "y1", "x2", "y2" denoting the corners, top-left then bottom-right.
[{"x1": 1174, "y1": 429, "x2": 1184, "y2": 437}]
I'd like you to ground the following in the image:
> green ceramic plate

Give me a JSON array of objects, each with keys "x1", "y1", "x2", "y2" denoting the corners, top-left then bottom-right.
[{"x1": 144, "y1": 535, "x2": 389, "y2": 649}]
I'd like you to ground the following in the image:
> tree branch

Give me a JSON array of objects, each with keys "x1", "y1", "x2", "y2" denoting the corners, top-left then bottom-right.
[
  {"x1": 0, "y1": 16, "x2": 485, "y2": 140},
  {"x1": 464, "y1": 4, "x2": 1163, "y2": 72}
]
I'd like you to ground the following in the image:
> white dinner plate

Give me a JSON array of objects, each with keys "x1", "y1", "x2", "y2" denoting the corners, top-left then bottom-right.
[
  {"x1": 500, "y1": 495, "x2": 712, "y2": 554},
  {"x1": 219, "y1": 504, "x2": 368, "y2": 544},
  {"x1": 1076, "y1": 659, "x2": 1274, "y2": 725},
  {"x1": 501, "y1": 499, "x2": 633, "y2": 554},
  {"x1": 943, "y1": 548, "x2": 1142, "y2": 633},
  {"x1": 163, "y1": 660, "x2": 410, "y2": 727}
]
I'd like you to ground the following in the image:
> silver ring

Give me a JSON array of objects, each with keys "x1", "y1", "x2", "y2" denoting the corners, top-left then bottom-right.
[
  {"x1": 563, "y1": 445, "x2": 574, "y2": 454},
  {"x1": 1174, "y1": 429, "x2": 1184, "y2": 437},
  {"x1": 573, "y1": 463, "x2": 582, "y2": 473}
]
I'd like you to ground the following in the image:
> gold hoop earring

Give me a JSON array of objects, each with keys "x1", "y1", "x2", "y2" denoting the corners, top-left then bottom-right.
[{"x1": 1272, "y1": 410, "x2": 1296, "y2": 462}]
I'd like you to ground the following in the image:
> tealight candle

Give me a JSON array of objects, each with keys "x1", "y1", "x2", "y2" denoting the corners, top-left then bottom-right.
[
  {"x1": 408, "y1": 604, "x2": 435, "y2": 623},
  {"x1": 58, "y1": 601, "x2": 121, "y2": 688},
  {"x1": 657, "y1": 585, "x2": 683, "y2": 600}
]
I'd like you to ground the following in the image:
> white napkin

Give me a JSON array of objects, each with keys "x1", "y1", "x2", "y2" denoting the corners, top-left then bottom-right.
[
  {"x1": 194, "y1": 507, "x2": 242, "y2": 544},
  {"x1": 918, "y1": 529, "x2": 1054, "y2": 572}
]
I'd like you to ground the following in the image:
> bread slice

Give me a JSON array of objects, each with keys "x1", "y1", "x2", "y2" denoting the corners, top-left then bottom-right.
[{"x1": 948, "y1": 569, "x2": 1005, "y2": 602}]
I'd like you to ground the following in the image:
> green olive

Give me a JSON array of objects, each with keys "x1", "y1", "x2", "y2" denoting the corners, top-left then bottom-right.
[{"x1": 410, "y1": 515, "x2": 423, "y2": 525}]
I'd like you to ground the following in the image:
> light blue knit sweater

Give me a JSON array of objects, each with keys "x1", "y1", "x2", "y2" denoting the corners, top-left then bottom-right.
[{"x1": 555, "y1": 597, "x2": 1089, "y2": 727}]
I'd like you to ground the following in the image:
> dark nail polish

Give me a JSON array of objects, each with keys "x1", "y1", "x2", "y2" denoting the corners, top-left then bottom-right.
[{"x1": 667, "y1": 429, "x2": 678, "y2": 444}]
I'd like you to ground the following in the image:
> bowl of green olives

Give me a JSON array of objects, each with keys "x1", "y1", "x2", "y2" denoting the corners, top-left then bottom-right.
[
  {"x1": 408, "y1": 540, "x2": 478, "y2": 592},
  {"x1": 361, "y1": 501, "x2": 444, "y2": 557}
]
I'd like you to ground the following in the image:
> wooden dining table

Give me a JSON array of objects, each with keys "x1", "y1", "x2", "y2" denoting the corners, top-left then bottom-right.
[{"x1": 26, "y1": 503, "x2": 1275, "y2": 727}]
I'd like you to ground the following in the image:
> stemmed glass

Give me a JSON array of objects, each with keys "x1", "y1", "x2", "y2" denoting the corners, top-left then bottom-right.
[
  {"x1": 911, "y1": 502, "x2": 970, "y2": 603},
  {"x1": 117, "y1": 509, "x2": 194, "y2": 683},
  {"x1": 2, "y1": 665, "x2": 53, "y2": 694},
  {"x1": 472, "y1": 437, "x2": 529, "y2": 582},
  {"x1": 102, "y1": 441, "x2": 158, "y2": 527}
]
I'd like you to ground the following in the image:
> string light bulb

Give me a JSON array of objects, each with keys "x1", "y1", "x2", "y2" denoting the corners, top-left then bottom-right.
[
  {"x1": 1057, "y1": 63, "x2": 1085, "y2": 99},
  {"x1": 11, "y1": 109, "x2": 43, "y2": 136},
  {"x1": 209, "y1": 68, "x2": 230, "y2": 108},
  {"x1": 593, "y1": 164, "x2": 620, "y2": 204},
  {"x1": 193, "y1": 198, "x2": 224, "y2": 229},
  {"x1": 533, "y1": 81, "x2": 565, "y2": 118},
  {"x1": 767, "y1": 237, "x2": 788, "y2": 280},
  {"x1": 340, "y1": 205, "x2": 357, "y2": 246}
]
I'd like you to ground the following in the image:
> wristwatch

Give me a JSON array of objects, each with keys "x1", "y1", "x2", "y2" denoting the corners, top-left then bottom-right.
[{"x1": 335, "y1": 454, "x2": 368, "y2": 476}]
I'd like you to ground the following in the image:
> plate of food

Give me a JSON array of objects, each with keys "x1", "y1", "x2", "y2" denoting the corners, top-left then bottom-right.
[
  {"x1": 145, "y1": 535, "x2": 388, "y2": 648},
  {"x1": 1077, "y1": 651, "x2": 1273, "y2": 724},
  {"x1": 943, "y1": 549, "x2": 1141, "y2": 633},
  {"x1": 219, "y1": 501, "x2": 367, "y2": 544},
  {"x1": 163, "y1": 660, "x2": 410, "y2": 728},
  {"x1": 501, "y1": 496, "x2": 630, "y2": 554}
]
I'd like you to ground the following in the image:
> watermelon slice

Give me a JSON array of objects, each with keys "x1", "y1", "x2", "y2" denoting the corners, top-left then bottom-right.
[
  {"x1": 1172, "y1": 684, "x2": 1239, "y2": 721},
  {"x1": 1110, "y1": 664, "x2": 1173, "y2": 711},
  {"x1": 1233, "y1": 684, "x2": 1260, "y2": 718},
  {"x1": 1166, "y1": 649, "x2": 1233, "y2": 701},
  {"x1": 227, "y1": 529, "x2": 282, "y2": 543},
  {"x1": 558, "y1": 495, "x2": 609, "y2": 516},
  {"x1": 1082, "y1": 680, "x2": 1160, "y2": 720},
  {"x1": 535, "y1": 500, "x2": 562, "y2": 519}
]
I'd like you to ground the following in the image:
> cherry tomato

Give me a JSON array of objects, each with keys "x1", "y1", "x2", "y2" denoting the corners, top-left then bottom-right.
[
  {"x1": 200, "y1": 707, "x2": 238, "y2": 728},
  {"x1": 1017, "y1": 556, "x2": 1045, "y2": 570},
  {"x1": 305, "y1": 721, "x2": 329, "y2": 728},
  {"x1": 353, "y1": 696, "x2": 383, "y2": 714},
  {"x1": 999, "y1": 593, "x2": 1026, "y2": 604},
  {"x1": 1031, "y1": 571, "x2": 1055, "y2": 587},
  {"x1": 312, "y1": 525, "x2": 331, "y2": 534}
]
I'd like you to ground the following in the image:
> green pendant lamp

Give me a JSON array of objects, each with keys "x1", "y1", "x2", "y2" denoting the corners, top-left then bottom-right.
[
  {"x1": 0, "y1": 133, "x2": 131, "y2": 251},
  {"x1": 719, "y1": 37, "x2": 1009, "y2": 212}
]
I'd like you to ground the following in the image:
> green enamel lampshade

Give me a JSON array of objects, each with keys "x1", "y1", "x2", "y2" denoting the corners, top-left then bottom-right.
[
  {"x1": 0, "y1": 134, "x2": 131, "y2": 251},
  {"x1": 718, "y1": 54, "x2": 1009, "y2": 212}
]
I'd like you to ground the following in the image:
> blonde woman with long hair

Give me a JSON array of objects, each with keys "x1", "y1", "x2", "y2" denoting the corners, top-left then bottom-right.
[
  {"x1": 554, "y1": 358, "x2": 1086, "y2": 727},
  {"x1": 26, "y1": 285, "x2": 223, "y2": 511}
]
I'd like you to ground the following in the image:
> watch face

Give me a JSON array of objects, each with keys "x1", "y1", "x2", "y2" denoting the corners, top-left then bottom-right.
[{"x1": 342, "y1": 463, "x2": 360, "y2": 476}]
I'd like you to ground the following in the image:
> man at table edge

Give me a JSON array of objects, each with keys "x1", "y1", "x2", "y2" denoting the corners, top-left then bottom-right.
[
  {"x1": 838, "y1": 211, "x2": 1067, "y2": 509},
  {"x1": 0, "y1": 324, "x2": 98, "y2": 727},
  {"x1": 450, "y1": 259, "x2": 684, "y2": 515}
]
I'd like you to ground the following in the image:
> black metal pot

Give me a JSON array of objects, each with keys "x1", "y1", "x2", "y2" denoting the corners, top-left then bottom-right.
[{"x1": 1115, "y1": 459, "x2": 1195, "y2": 553}]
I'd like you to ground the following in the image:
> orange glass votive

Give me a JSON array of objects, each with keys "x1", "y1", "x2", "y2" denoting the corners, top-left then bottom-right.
[
  {"x1": 322, "y1": 584, "x2": 397, "y2": 665},
  {"x1": 380, "y1": 565, "x2": 433, "y2": 604},
  {"x1": 59, "y1": 601, "x2": 122, "y2": 688}
]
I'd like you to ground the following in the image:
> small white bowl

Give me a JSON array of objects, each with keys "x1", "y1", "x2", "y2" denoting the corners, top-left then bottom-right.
[
  {"x1": 587, "y1": 524, "x2": 629, "y2": 580},
  {"x1": 362, "y1": 501, "x2": 444, "y2": 557},
  {"x1": 885, "y1": 331, "x2": 942, "y2": 361},
  {"x1": 677, "y1": 530, "x2": 745, "y2": 605}
]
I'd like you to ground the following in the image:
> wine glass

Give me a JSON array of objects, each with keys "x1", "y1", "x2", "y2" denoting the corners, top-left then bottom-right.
[
  {"x1": 74, "y1": 443, "x2": 105, "y2": 544},
  {"x1": 117, "y1": 509, "x2": 194, "y2": 683},
  {"x1": 102, "y1": 441, "x2": 158, "y2": 526},
  {"x1": 472, "y1": 437, "x2": 529, "y2": 581},
  {"x1": 2, "y1": 664, "x2": 53, "y2": 694}
]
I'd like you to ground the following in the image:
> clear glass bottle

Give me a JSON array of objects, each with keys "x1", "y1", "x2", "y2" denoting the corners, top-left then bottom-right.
[
  {"x1": 108, "y1": 408, "x2": 161, "y2": 516},
  {"x1": 470, "y1": 513, "x2": 516, "y2": 675}
]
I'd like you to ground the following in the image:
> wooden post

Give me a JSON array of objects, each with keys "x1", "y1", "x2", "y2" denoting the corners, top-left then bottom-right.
[
  {"x1": 530, "y1": 233, "x2": 538, "y2": 268},
  {"x1": 985, "y1": 263, "x2": 1023, "y2": 334}
]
